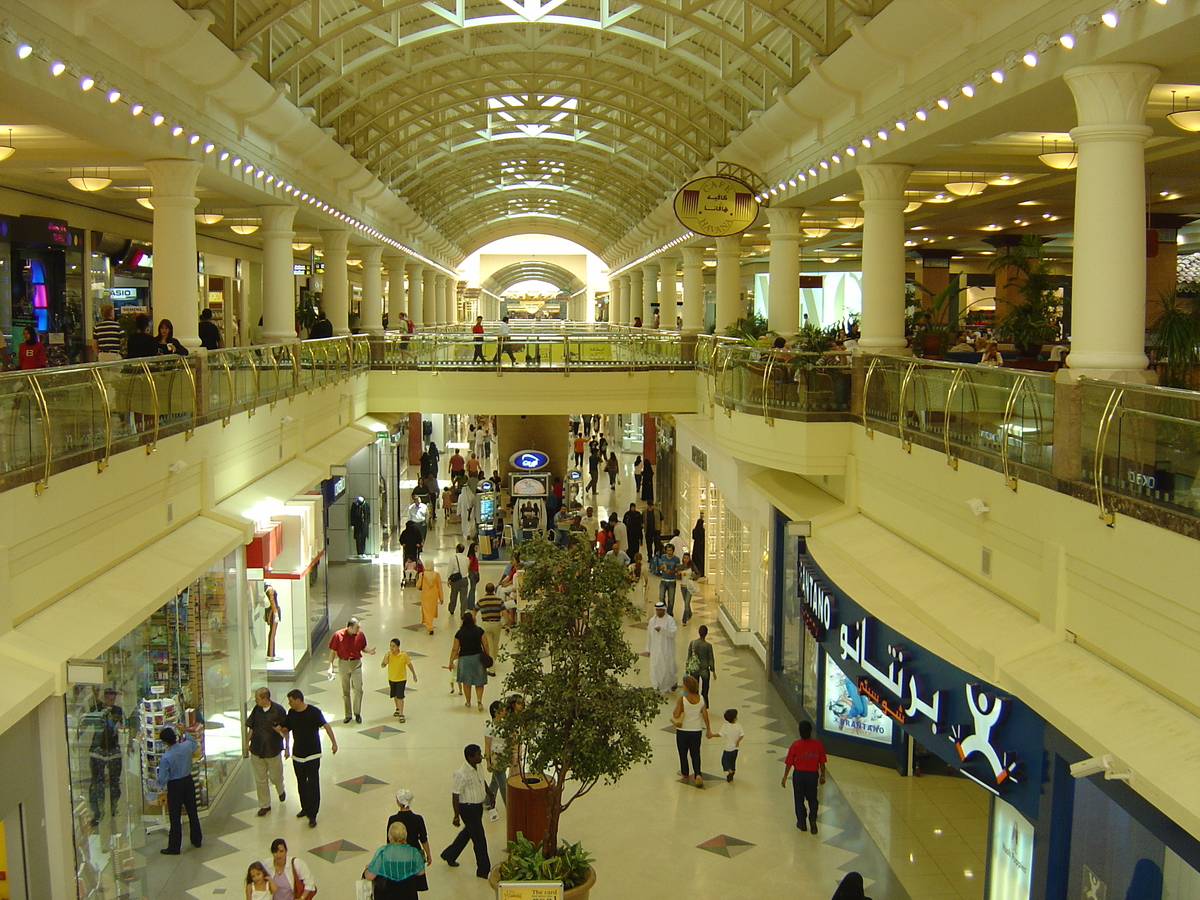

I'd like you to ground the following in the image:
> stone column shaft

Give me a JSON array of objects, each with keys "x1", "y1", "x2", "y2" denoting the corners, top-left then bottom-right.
[
  {"x1": 422, "y1": 268, "x2": 438, "y2": 326},
  {"x1": 858, "y1": 163, "x2": 912, "y2": 353},
  {"x1": 642, "y1": 263, "x2": 660, "y2": 325},
  {"x1": 618, "y1": 274, "x2": 632, "y2": 325},
  {"x1": 681, "y1": 247, "x2": 705, "y2": 332},
  {"x1": 259, "y1": 205, "x2": 298, "y2": 343},
  {"x1": 145, "y1": 158, "x2": 202, "y2": 347},
  {"x1": 659, "y1": 257, "x2": 679, "y2": 329},
  {"x1": 406, "y1": 264, "x2": 424, "y2": 329},
  {"x1": 714, "y1": 235, "x2": 742, "y2": 333},
  {"x1": 360, "y1": 245, "x2": 384, "y2": 335},
  {"x1": 319, "y1": 229, "x2": 350, "y2": 336},
  {"x1": 767, "y1": 207, "x2": 804, "y2": 336},
  {"x1": 629, "y1": 268, "x2": 645, "y2": 325}
]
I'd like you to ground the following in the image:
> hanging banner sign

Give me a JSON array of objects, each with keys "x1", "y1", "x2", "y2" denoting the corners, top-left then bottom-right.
[
  {"x1": 798, "y1": 541, "x2": 1045, "y2": 819},
  {"x1": 673, "y1": 175, "x2": 758, "y2": 237}
]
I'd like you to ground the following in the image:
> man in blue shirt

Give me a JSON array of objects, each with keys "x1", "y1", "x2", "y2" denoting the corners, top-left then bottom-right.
[
  {"x1": 658, "y1": 543, "x2": 681, "y2": 616},
  {"x1": 156, "y1": 726, "x2": 202, "y2": 855}
]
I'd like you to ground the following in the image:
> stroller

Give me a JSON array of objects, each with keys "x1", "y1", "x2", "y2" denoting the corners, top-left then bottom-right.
[{"x1": 402, "y1": 557, "x2": 423, "y2": 587}]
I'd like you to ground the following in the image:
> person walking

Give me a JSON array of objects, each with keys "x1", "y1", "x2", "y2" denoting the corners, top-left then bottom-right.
[
  {"x1": 471, "y1": 315, "x2": 486, "y2": 362},
  {"x1": 417, "y1": 563, "x2": 444, "y2": 634},
  {"x1": 644, "y1": 501, "x2": 662, "y2": 559},
  {"x1": 657, "y1": 542, "x2": 681, "y2": 615},
  {"x1": 264, "y1": 838, "x2": 317, "y2": 899},
  {"x1": 363, "y1": 821, "x2": 426, "y2": 898},
  {"x1": 692, "y1": 516, "x2": 706, "y2": 577},
  {"x1": 495, "y1": 316, "x2": 517, "y2": 363},
  {"x1": 327, "y1": 617, "x2": 376, "y2": 724},
  {"x1": 633, "y1": 455, "x2": 644, "y2": 494},
  {"x1": 92, "y1": 304, "x2": 123, "y2": 361},
  {"x1": 832, "y1": 872, "x2": 872, "y2": 900},
  {"x1": 382, "y1": 638, "x2": 418, "y2": 722},
  {"x1": 156, "y1": 726, "x2": 202, "y2": 854},
  {"x1": 685, "y1": 625, "x2": 717, "y2": 707},
  {"x1": 605, "y1": 452, "x2": 620, "y2": 489},
  {"x1": 387, "y1": 788, "x2": 432, "y2": 892},
  {"x1": 17, "y1": 327, "x2": 46, "y2": 369},
  {"x1": 476, "y1": 583, "x2": 504, "y2": 666},
  {"x1": 244, "y1": 687, "x2": 287, "y2": 816},
  {"x1": 447, "y1": 543, "x2": 470, "y2": 615},
  {"x1": 79, "y1": 687, "x2": 125, "y2": 827},
  {"x1": 275, "y1": 689, "x2": 338, "y2": 828},
  {"x1": 645, "y1": 601, "x2": 677, "y2": 694},
  {"x1": 440, "y1": 744, "x2": 494, "y2": 878},
  {"x1": 198, "y1": 308, "x2": 222, "y2": 350},
  {"x1": 572, "y1": 434, "x2": 585, "y2": 468},
  {"x1": 781, "y1": 720, "x2": 827, "y2": 834},
  {"x1": 671, "y1": 675, "x2": 712, "y2": 787},
  {"x1": 623, "y1": 503, "x2": 644, "y2": 559},
  {"x1": 483, "y1": 700, "x2": 510, "y2": 821},
  {"x1": 465, "y1": 542, "x2": 481, "y2": 608},
  {"x1": 641, "y1": 458, "x2": 655, "y2": 503},
  {"x1": 714, "y1": 708, "x2": 745, "y2": 782},
  {"x1": 679, "y1": 552, "x2": 701, "y2": 625},
  {"x1": 407, "y1": 495, "x2": 429, "y2": 543},
  {"x1": 586, "y1": 448, "x2": 600, "y2": 494},
  {"x1": 448, "y1": 612, "x2": 490, "y2": 710}
]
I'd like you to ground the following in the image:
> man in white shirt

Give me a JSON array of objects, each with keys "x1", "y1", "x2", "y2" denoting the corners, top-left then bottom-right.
[
  {"x1": 610, "y1": 512, "x2": 628, "y2": 551},
  {"x1": 645, "y1": 601, "x2": 677, "y2": 693},
  {"x1": 580, "y1": 506, "x2": 599, "y2": 546},
  {"x1": 447, "y1": 543, "x2": 471, "y2": 614},
  {"x1": 440, "y1": 744, "x2": 494, "y2": 878},
  {"x1": 407, "y1": 497, "x2": 429, "y2": 542},
  {"x1": 496, "y1": 316, "x2": 517, "y2": 363}
]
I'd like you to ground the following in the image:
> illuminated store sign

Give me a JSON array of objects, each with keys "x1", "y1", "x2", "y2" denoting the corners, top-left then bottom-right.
[
  {"x1": 510, "y1": 450, "x2": 549, "y2": 470},
  {"x1": 799, "y1": 543, "x2": 1044, "y2": 818}
]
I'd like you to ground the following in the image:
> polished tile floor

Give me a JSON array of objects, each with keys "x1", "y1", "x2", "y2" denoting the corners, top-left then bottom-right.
[{"x1": 151, "y1": 427, "x2": 989, "y2": 900}]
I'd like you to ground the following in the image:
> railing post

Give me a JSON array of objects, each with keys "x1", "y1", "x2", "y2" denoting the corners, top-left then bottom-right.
[{"x1": 1052, "y1": 379, "x2": 1083, "y2": 483}]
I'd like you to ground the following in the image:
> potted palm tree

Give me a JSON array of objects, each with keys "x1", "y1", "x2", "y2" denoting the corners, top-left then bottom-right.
[
  {"x1": 991, "y1": 236, "x2": 1062, "y2": 360},
  {"x1": 490, "y1": 540, "x2": 663, "y2": 898},
  {"x1": 910, "y1": 274, "x2": 968, "y2": 358},
  {"x1": 1150, "y1": 289, "x2": 1200, "y2": 388}
]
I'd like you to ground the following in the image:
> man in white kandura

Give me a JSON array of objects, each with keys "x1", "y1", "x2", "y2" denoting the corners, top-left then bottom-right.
[{"x1": 645, "y1": 600, "x2": 678, "y2": 694}]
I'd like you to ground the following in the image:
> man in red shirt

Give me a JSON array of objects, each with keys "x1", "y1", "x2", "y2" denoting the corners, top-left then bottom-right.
[
  {"x1": 327, "y1": 618, "x2": 375, "y2": 724},
  {"x1": 472, "y1": 315, "x2": 486, "y2": 362},
  {"x1": 781, "y1": 720, "x2": 827, "y2": 834},
  {"x1": 448, "y1": 450, "x2": 466, "y2": 483}
]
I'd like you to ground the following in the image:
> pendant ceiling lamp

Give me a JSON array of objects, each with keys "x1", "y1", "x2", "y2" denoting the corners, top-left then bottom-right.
[
  {"x1": 1038, "y1": 137, "x2": 1078, "y2": 170},
  {"x1": 195, "y1": 212, "x2": 225, "y2": 225},
  {"x1": 68, "y1": 167, "x2": 111, "y2": 192},
  {"x1": 1166, "y1": 91, "x2": 1200, "y2": 133},
  {"x1": 944, "y1": 173, "x2": 987, "y2": 196},
  {"x1": 0, "y1": 129, "x2": 15, "y2": 163},
  {"x1": 229, "y1": 219, "x2": 260, "y2": 235}
]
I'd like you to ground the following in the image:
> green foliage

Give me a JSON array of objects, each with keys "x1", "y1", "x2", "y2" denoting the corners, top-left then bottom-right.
[
  {"x1": 498, "y1": 834, "x2": 594, "y2": 889},
  {"x1": 724, "y1": 312, "x2": 775, "y2": 345},
  {"x1": 296, "y1": 291, "x2": 322, "y2": 335},
  {"x1": 991, "y1": 236, "x2": 1062, "y2": 349},
  {"x1": 911, "y1": 273, "x2": 968, "y2": 333},
  {"x1": 1150, "y1": 289, "x2": 1200, "y2": 388},
  {"x1": 495, "y1": 540, "x2": 664, "y2": 855},
  {"x1": 791, "y1": 322, "x2": 837, "y2": 355}
]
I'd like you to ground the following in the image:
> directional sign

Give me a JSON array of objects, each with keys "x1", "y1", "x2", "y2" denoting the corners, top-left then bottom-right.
[{"x1": 510, "y1": 450, "x2": 549, "y2": 471}]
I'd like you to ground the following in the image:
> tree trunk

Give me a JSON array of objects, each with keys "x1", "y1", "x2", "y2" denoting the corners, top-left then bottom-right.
[{"x1": 543, "y1": 781, "x2": 564, "y2": 857}]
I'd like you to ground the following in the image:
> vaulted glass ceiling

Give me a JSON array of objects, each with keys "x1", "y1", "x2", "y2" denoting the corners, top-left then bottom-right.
[{"x1": 178, "y1": 0, "x2": 891, "y2": 254}]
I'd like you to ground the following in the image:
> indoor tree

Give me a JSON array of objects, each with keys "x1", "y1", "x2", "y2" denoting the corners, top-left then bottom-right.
[{"x1": 495, "y1": 539, "x2": 663, "y2": 860}]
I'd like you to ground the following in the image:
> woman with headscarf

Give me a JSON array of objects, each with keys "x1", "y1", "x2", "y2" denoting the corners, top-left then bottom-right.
[
  {"x1": 385, "y1": 789, "x2": 431, "y2": 892},
  {"x1": 363, "y1": 820, "x2": 425, "y2": 899},
  {"x1": 415, "y1": 563, "x2": 443, "y2": 635},
  {"x1": 831, "y1": 872, "x2": 871, "y2": 900}
]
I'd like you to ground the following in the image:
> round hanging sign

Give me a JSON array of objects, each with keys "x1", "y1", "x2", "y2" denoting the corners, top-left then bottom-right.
[
  {"x1": 477, "y1": 480, "x2": 493, "y2": 492},
  {"x1": 510, "y1": 450, "x2": 549, "y2": 471},
  {"x1": 673, "y1": 175, "x2": 758, "y2": 237}
]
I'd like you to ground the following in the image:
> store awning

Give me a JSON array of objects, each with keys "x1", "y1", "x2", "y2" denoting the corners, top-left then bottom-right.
[
  {"x1": 747, "y1": 469, "x2": 844, "y2": 522},
  {"x1": 0, "y1": 516, "x2": 244, "y2": 731},
  {"x1": 356, "y1": 415, "x2": 396, "y2": 436},
  {"x1": 303, "y1": 425, "x2": 375, "y2": 470},
  {"x1": 213, "y1": 458, "x2": 326, "y2": 532}
]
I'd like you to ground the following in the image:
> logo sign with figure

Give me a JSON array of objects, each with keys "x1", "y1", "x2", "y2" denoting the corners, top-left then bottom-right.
[
  {"x1": 510, "y1": 450, "x2": 549, "y2": 471},
  {"x1": 673, "y1": 175, "x2": 758, "y2": 237},
  {"x1": 478, "y1": 480, "x2": 493, "y2": 493}
]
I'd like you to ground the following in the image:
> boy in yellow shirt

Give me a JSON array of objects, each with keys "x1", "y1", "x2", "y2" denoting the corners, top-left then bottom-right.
[{"x1": 382, "y1": 638, "x2": 419, "y2": 722}]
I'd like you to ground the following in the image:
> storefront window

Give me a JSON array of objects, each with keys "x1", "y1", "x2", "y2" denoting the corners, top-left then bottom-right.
[
  {"x1": 753, "y1": 525, "x2": 770, "y2": 644},
  {"x1": 66, "y1": 552, "x2": 245, "y2": 900},
  {"x1": 719, "y1": 506, "x2": 750, "y2": 631}
]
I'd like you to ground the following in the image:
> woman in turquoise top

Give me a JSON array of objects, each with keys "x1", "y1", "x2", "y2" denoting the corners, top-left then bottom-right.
[{"x1": 364, "y1": 821, "x2": 426, "y2": 898}]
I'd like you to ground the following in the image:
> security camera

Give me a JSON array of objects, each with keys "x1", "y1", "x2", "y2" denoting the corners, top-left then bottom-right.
[
  {"x1": 967, "y1": 498, "x2": 990, "y2": 516},
  {"x1": 167, "y1": 460, "x2": 188, "y2": 474},
  {"x1": 280, "y1": 416, "x2": 294, "y2": 426},
  {"x1": 1070, "y1": 755, "x2": 1113, "y2": 779}
]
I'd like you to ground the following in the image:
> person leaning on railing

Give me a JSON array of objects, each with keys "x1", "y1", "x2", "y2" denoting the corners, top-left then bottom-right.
[{"x1": 125, "y1": 314, "x2": 160, "y2": 359}]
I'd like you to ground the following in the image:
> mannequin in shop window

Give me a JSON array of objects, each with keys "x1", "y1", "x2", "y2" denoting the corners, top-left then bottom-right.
[
  {"x1": 350, "y1": 496, "x2": 372, "y2": 556},
  {"x1": 264, "y1": 584, "x2": 281, "y2": 661}
]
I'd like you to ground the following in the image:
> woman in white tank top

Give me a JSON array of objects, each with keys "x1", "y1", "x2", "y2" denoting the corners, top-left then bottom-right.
[{"x1": 672, "y1": 675, "x2": 712, "y2": 787}]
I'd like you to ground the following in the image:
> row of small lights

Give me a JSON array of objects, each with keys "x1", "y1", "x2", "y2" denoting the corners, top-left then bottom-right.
[
  {"x1": 609, "y1": 231, "x2": 693, "y2": 279},
  {"x1": 757, "y1": 0, "x2": 1170, "y2": 203},
  {"x1": 0, "y1": 29, "x2": 457, "y2": 278}
]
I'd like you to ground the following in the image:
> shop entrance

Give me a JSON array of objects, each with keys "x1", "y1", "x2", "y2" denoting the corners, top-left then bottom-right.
[{"x1": 0, "y1": 808, "x2": 28, "y2": 900}]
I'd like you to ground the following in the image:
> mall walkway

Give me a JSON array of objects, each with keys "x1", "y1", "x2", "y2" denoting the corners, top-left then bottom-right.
[{"x1": 149, "y1": 430, "x2": 988, "y2": 900}]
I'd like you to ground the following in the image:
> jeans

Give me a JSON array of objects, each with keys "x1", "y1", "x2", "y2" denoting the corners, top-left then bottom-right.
[
  {"x1": 442, "y1": 803, "x2": 490, "y2": 877},
  {"x1": 659, "y1": 580, "x2": 677, "y2": 616},
  {"x1": 488, "y1": 767, "x2": 509, "y2": 806},
  {"x1": 467, "y1": 571, "x2": 479, "y2": 608},
  {"x1": 293, "y1": 758, "x2": 322, "y2": 820},
  {"x1": 680, "y1": 584, "x2": 693, "y2": 623},
  {"x1": 792, "y1": 770, "x2": 819, "y2": 826},
  {"x1": 89, "y1": 755, "x2": 122, "y2": 819},
  {"x1": 676, "y1": 730, "x2": 702, "y2": 778},
  {"x1": 165, "y1": 776, "x2": 202, "y2": 851},
  {"x1": 473, "y1": 338, "x2": 485, "y2": 361}
]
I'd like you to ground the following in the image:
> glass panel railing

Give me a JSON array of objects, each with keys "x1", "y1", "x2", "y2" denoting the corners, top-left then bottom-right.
[
  {"x1": 0, "y1": 336, "x2": 367, "y2": 492},
  {"x1": 372, "y1": 329, "x2": 685, "y2": 370},
  {"x1": 710, "y1": 344, "x2": 852, "y2": 420},
  {"x1": 1081, "y1": 378, "x2": 1200, "y2": 520}
]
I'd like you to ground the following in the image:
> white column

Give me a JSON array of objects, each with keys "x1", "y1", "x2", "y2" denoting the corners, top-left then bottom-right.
[
  {"x1": 319, "y1": 228, "x2": 350, "y2": 336},
  {"x1": 360, "y1": 245, "x2": 384, "y2": 335},
  {"x1": 443, "y1": 274, "x2": 458, "y2": 325},
  {"x1": 681, "y1": 247, "x2": 705, "y2": 331},
  {"x1": 858, "y1": 163, "x2": 912, "y2": 353},
  {"x1": 659, "y1": 256, "x2": 679, "y2": 329},
  {"x1": 406, "y1": 263, "x2": 424, "y2": 329},
  {"x1": 144, "y1": 158, "x2": 202, "y2": 347},
  {"x1": 641, "y1": 263, "x2": 659, "y2": 326},
  {"x1": 607, "y1": 279, "x2": 619, "y2": 324},
  {"x1": 259, "y1": 204, "x2": 297, "y2": 343},
  {"x1": 628, "y1": 268, "x2": 644, "y2": 325},
  {"x1": 618, "y1": 274, "x2": 632, "y2": 325},
  {"x1": 384, "y1": 253, "x2": 406, "y2": 327},
  {"x1": 422, "y1": 267, "x2": 438, "y2": 325},
  {"x1": 767, "y1": 207, "x2": 804, "y2": 336},
  {"x1": 1064, "y1": 63, "x2": 1158, "y2": 380},
  {"x1": 714, "y1": 235, "x2": 742, "y2": 333}
]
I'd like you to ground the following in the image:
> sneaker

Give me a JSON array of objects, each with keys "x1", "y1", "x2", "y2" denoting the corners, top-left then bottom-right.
[
  {"x1": 257, "y1": 808, "x2": 271, "y2": 817},
  {"x1": 489, "y1": 809, "x2": 500, "y2": 822}
]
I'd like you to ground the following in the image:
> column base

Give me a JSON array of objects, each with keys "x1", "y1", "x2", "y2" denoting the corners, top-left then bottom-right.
[
  {"x1": 262, "y1": 331, "x2": 299, "y2": 344},
  {"x1": 1056, "y1": 366, "x2": 1157, "y2": 385}
]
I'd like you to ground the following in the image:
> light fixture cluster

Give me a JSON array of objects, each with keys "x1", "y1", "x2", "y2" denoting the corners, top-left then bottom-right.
[
  {"x1": 0, "y1": 25, "x2": 457, "y2": 278},
  {"x1": 755, "y1": 0, "x2": 1164, "y2": 203}
]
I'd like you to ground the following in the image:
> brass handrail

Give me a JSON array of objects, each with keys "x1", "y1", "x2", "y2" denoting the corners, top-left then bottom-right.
[
  {"x1": 1093, "y1": 385, "x2": 1125, "y2": 526},
  {"x1": 1000, "y1": 373, "x2": 1031, "y2": 491},
  {"x1": 218, "y1": 354, "x2": 236, "y2": 425},
  {"x1": 26, "y1": 374, "x2": 52, "y2": 493},
  {"x1": 270, "y1": 346, "x2": 282, "y2": 409},
  {"x1": 717, "y1": 346, "x2": 735, "y2": 417},
  {"x1": 862, "y1": 356, "x2": 881, "y2": 438},
  {"x1": 245, "y1": 350, "x2": 260, "y2": 418},
  {"x1": 761, "y1": 351, "x2": 776, "y2": 425},
  {"x1": 178, "y1": 356, "x2": 198, "y2": 439},
  {"x1": 89, "y1": 367, "x2": 112, "y2": 472},
  {"x1": 138, "y1": 361, "x2": 161, "y2": 453},
  {"x1": 896, "y1": 360, "x2": 919, "y2": 453},
  {"x1": 942, "y1": 366, "x2": 967, "y2": 470}
]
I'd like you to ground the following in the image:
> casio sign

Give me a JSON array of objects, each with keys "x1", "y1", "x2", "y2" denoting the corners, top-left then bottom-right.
[{"x1": 510, "y1": 450, "x2": 548, "y2": 471}]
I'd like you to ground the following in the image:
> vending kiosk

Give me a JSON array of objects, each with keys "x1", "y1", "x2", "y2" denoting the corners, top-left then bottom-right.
[
  {"x1": 477, "y1": 480, "x2": 500, "y2": 559},
  {"x1": 510, "y1": 473, "x2": 549, "y2": 543}
]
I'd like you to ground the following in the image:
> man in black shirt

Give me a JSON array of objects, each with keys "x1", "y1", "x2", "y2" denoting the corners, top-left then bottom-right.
[
  {"x1": 245, "y1": 687, "x2": 287, "y2": 816},
  {"x1": 274, "y1": 689, "x2": 338, "y2": 828},
  {"x1": 198, "y1": 308, "x2": 222, "y2": 350}
]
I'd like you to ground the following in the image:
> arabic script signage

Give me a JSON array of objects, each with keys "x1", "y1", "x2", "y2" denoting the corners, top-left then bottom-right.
[
  {"x1": 673, "y1": 176, "x2": 758, "y2": 237},
  {"x1": 799, "y1": 542, "x2": 1045, "y2": 819}
]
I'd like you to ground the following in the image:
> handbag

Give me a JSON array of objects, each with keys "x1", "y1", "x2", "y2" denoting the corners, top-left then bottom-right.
[
  {"x1": 448, "y1": 557, "x2": 463, "y2": 584},
  {"x1": 355, "y1": 879, "x2": 373, "y2": 900},
  {"x1": 480, "y1": 651, "x2": 494, "y2": 670},
  {"x1": 685, "y1": 645, "x2": 701, "y2": 677},
  {"x1": 293, "y1": 859, "x2": 317, "y2": 898}
]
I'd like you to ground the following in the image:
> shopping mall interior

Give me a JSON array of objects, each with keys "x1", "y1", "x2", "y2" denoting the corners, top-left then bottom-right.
[{"x1": 2, "y1": 0, "x2": 1200, "y2": 898}]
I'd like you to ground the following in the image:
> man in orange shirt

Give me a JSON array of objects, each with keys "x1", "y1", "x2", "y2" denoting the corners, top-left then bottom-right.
[
  {"x1": 781, "y1": 720, "x2": 827, "y2": 834},
  {"x1": 572, "y1": 434, "x2": 585, "y2": 468}
]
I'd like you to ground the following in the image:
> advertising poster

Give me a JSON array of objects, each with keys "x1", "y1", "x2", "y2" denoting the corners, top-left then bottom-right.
[
  {"x1": 823, "y1": 656, "x2": 893, "y2": 745},
  {"x1": 989, "y1": 797, "x2": 1034, "y2": 900}
]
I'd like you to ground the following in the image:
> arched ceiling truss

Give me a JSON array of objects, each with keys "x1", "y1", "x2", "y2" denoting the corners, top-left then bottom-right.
[
  {"x1": 481, "y1": 260, "x2": 585, "y2": 296},
  {"x1": 182, "y1": 0, "x2": 894, "y2": 252}
]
